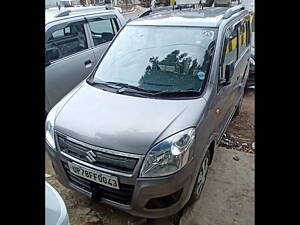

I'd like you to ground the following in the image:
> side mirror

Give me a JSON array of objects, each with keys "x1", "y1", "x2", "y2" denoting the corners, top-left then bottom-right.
[
  {"x1": 224, "y1": 61, "x2": 235, "y2": 85},
  {"x1": 45, "y1": 48, "x2": 60, "y2": 67}
]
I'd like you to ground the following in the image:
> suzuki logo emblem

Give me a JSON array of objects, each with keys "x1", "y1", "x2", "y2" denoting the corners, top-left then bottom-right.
[{"x1": 86, "y1": 150, "x2": 97, "y2": 163}]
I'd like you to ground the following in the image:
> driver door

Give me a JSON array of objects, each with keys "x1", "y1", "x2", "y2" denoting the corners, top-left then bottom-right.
[{"x1": 214, "y1": 24, "x2": 239, "y2": 140}]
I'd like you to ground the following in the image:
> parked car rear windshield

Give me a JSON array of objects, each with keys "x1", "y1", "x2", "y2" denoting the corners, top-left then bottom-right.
[{"x1": 92, "y1": 25, "x2": 217, "y2": 94}]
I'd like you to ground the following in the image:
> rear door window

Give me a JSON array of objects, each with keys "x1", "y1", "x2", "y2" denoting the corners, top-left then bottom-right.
[
  {"x1": 87, "y1": 18, "x2": 119, "y2": 46},
  {"x1": 46, "y1": 21, "x2": 88, "y2": 61}
]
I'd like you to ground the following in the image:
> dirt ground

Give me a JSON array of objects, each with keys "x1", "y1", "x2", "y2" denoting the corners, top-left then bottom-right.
[
  {"x1": 220, "y1": 89, "x2": 255, "y2": 153},
  {"x1": 179, "y1": 147, "x2": 254, "y2": 225},
  {"x1": 46, "y1": 89, "x2": 255, "y2": 225}
]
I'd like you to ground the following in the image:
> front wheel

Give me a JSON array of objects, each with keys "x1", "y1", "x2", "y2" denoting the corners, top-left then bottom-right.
[{"x1": 189, "y1": 151, "x2": 210, "y2": 202}]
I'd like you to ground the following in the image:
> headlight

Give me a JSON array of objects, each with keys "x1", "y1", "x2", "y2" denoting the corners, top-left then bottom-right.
[
  {"x1": 140, "y1": 128, "x2": 195, "y2": 178},
  {"x1": 45, "y1": 105, "x2": 58, "y2": 150}
]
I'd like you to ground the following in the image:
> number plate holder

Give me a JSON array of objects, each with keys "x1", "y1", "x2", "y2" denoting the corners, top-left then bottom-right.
[{"x1": 68, "y1": 161, "x2": 119, "y2": 190}]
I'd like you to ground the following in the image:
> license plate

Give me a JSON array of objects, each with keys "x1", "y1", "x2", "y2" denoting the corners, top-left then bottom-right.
[{"x1": 68, "y1": 162, "x2": 119, "y2": 190}]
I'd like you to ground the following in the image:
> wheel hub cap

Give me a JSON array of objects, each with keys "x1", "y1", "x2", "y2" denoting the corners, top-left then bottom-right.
[{"x1": 196, "y1": 156, "x2": 209, "y2": 195}]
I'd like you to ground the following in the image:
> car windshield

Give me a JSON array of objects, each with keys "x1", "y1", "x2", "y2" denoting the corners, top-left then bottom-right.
[{"x1": 92, "y1": 25, "x2": 217, "y2": 95}]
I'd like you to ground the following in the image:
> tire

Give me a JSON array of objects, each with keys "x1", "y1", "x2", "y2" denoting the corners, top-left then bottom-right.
[
  {"x1": 189, "y1": 150, "x2": 210, "y2": 203},
  {"x1": 170, "y1": 211, "x2": 183, "y2": 225}
]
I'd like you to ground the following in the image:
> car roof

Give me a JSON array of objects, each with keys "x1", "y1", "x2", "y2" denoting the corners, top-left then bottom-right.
[
  {"x1": 128, "y1": 7, "x2": 244, "y2": 27},
  {"x1": 45, "y1": 6, "x2": 117, "y2": 24}
]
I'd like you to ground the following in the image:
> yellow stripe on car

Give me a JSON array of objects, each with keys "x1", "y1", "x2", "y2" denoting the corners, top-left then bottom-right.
[
  {"x1": 232, "y1": 37, "x2": 237, "y2": 50},
  {"x1": 250, "y1": 14, "x2": 254, "y2": 23},
  {"x1": 226, "y1": 44, "x2": 229, "y2": 54},
  {"x1": 226, "y1": 33, "x2": 246, "y2": 54}
]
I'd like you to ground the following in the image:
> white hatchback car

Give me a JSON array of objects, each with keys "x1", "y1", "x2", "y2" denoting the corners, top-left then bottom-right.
[{"x1": 46, "y1": 182, "x2": 70, "y2": 225}]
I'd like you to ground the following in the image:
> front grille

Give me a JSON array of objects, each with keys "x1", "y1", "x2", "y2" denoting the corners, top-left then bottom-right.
[
  {"x1": 57, "y1": 134, "x2": 138, "y2": 174},
  {"x1": 62, "y1": 161, "x2": 134, "y2": 205}
]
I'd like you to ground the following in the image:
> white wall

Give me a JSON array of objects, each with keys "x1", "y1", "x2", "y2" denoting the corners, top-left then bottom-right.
[
  {"x1": 176, "y1": 0, "x2": 199, "y2": 4},
  {"x1": 241, "y1": 0, "x2": 254, "y2": 12}
]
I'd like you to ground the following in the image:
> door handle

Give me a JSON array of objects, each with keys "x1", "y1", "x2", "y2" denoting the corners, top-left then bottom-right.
[{"x1": 84, "y1": 60, "x2": 92, "y2": 68}]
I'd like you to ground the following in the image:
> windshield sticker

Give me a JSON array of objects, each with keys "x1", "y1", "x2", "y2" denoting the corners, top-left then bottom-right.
[
  {"x1": 202, "y1": 31, "x2": 215, "y2": 39},
  {"x1": 197, "y1": 71, "x2": 205, "y2": 80}
]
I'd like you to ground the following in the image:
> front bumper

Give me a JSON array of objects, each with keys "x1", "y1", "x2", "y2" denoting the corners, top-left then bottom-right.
[{"x1": 46, "y1": 142, "x2": 199, "y2": 218}]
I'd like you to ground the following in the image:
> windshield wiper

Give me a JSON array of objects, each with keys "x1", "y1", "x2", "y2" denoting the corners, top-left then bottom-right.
[
  {"x1": 88, "y1": 80, "x2": 201, "y2": 97},
  {"x1": 151, "y1": 89, "x2": 201, "y2": 96},
  {"x1": 87, "y1": 80, "x2": 121, "y2": 89},
  {"x1": 88, "y1": 80, "x2": 156, "y2": 96},
  {"x1": 106, "y1": 82, "x2": 157, "y2": 94},
  {"x1": 118, "y1": 87, "x2": 201, "y2": 97}
]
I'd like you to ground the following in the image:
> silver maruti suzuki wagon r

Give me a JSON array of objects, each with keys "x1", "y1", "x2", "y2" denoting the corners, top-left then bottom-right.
[
  {"x1": 46, "y1": 5, "x2": 251, "y2": 218},
  {"x1": 45, "y1": 6, "x2": 126, "y2": 114}
]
